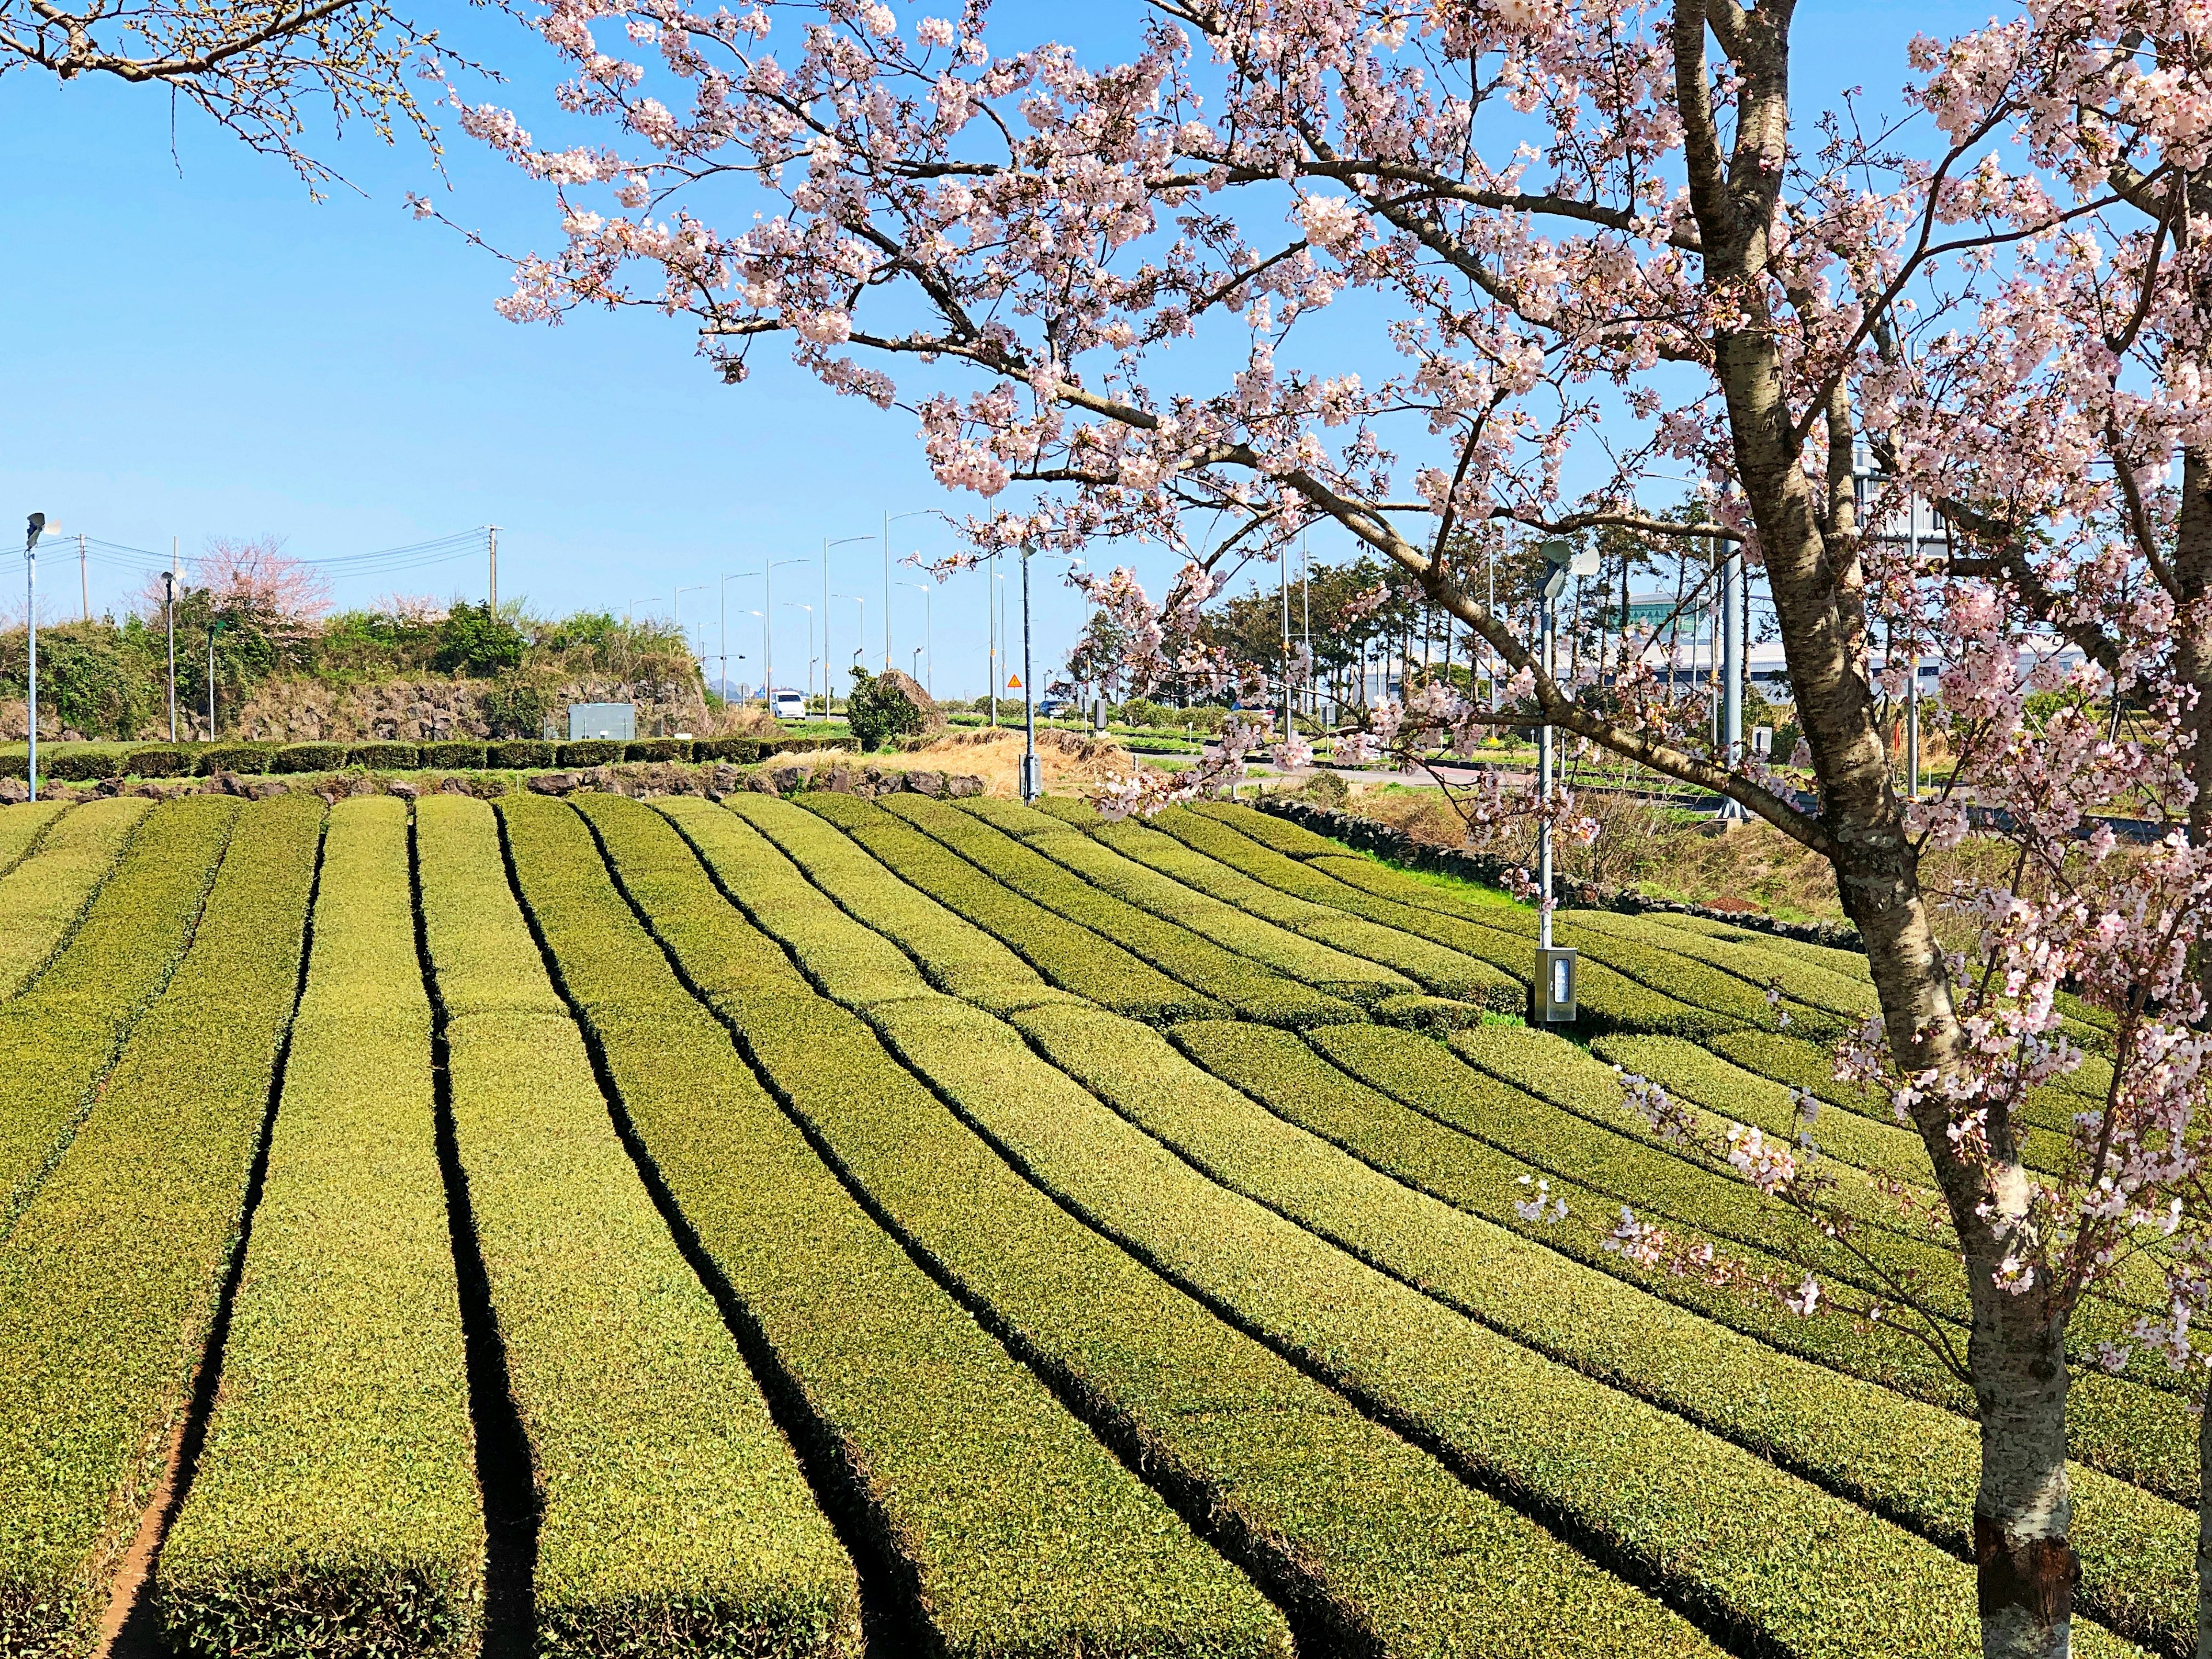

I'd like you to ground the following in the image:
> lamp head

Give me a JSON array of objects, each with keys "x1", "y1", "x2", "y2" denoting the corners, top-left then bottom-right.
[{"x1": 25, "y1": 514, "x2": 47, "y2": 552}]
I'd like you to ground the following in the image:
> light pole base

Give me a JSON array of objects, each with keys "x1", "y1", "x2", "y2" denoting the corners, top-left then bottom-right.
[
  {"x1": 1532, "y1": 946, "x2": 1579, "y2": 1024},
  {"x1": 1019, "y1": 753, "x2": 1042, "y2": 802}
]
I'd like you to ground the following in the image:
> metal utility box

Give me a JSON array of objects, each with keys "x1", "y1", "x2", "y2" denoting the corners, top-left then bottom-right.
[
  {"x1": 567, "y1": 702, "x2": 636, "y2": 742},
  {"x1": 1533, "y1": 945, "x2": 1579, "y2": 1024}
]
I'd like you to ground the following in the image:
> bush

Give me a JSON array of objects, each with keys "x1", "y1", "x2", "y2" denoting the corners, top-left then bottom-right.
[
  {"x1": 43, "y1": 748, "x2": 122, "y2": 783},
  {"x1": 197, "y1": 743, "x2": 274, "y2": 776},
  {"x1": 696, "y1": 736, "x2": 763, "y2": 764},
  {"x1": 624, "y1": 738, "x2": 691, "y2": 763},
  {"x1": 844, "y1": 668, "x2": 925, "y2": 751},
  {"x1": 272, "y1": 741, "x2": 349, "y2": 775},
  {"x1": 431, "y1": 601, "x2": 527, "y2": 676},
  {"x1": 485, "y1": 739, "x2": 554, "y2": 770},
  {"x1": 0, "y1": 752, "x2": 22, "y2": 779},
  {"x1": 158, "y1": 799, "x2": 484, "y2": 1659},
  {"x1": 0, "y1": 797, "x2": 320, "y2": 1659},
  {"x1": 559, "y1": 740, "x2": 624, "y2": 768},
  {"x1": 419, "y1": 740, "x2": 487, "y2": 770},
  {"x1": 507, "y1": 795, "x2": 1281, "y2": 1659},
  {"x1": 348, "y1": 741, "x2": 421, "y2": 771},
  {"x1": 0, "y1": 796, "x2": 154, "y2": 999},
  {"x1": 121, "y1": 744, "x2": 189, "y2": 777}
]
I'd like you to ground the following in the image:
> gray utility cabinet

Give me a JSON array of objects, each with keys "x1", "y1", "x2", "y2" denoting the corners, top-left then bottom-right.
[{"x1": 567, "y1": 702, "x2": 636, "y2": 742}]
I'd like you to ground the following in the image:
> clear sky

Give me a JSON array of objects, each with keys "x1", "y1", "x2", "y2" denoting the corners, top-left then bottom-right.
[{"x1": 0, "y1": 0, "x2": 1988, "y2": 700}]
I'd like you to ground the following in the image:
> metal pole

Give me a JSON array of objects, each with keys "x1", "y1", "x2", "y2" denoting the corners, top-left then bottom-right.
[
  {"x1": 765, "y1": 561, "x2": 774, "y2": 713},
  {"x1": 488, "y1": 525, "x2": 499, "y2": 612},
  {"x1": 207, "y1": 622, "x2": 217, "y2": 740},
  {"x1": 1721, "y1": 532, "x2": 1745, "y2": 819},
  {"x1": 78, "y1": 534, "x2": 88, "y2": 623},
  {"x1": 1279, "y1": 544, "x2": 1293, "y2": 738},
  {"x1": 822, "y1": 537, "x2": 831, "y2": 711},
  {"x1": 165, "y1": 551, "x2": 177, "y2": 743},
  {"x1": 1021, "y1": 544, "x2": 1038, "y2": 801},
  {"x1": 1300, "y1": 528, "x2": 1311, "y2": 724},
  {"x1": 882, "y1": 510, "x2": 892, "y2": 671},
  {"x1": 1487, "y1": 547, "x2": 1498, "y2": 714},
  {"x1": 25, "y1": 536, "x2": 37, "y2": 802},
  {"x1": 1538, "y1": 585, "x2": 1553, "y2": 952},
  {"x1": 1905, "y1": 492, "x2": 1921, "y2": 798},
  {"x1": 987, "y1": 554, "x2": 998, "y2": 727}
]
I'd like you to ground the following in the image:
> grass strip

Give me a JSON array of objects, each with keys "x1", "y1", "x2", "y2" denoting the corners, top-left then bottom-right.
[
  {"x1": 0, "y1": 798, "x2": 67, "y2": 880},
  {"x1": 0, "y1": 797, "x2": 149, "y2": 999},
  {"x1": 1149, "y1": 806, "x2": 1733, "y2": 1037},
  {"x1": 960, "y1": 797, "x2": 1415, "y2": 1006},
  {"x1": 1092, "y1": 817, "x2": 1524, "y2": 1006},
  {"x1": 603, "y1": 791, "x2": 1714, "y2": 1659},
  {"x1": 800, "y1": 792, "x2": 1222, "y2": 1022},
  {"x1": 0, "y1": 796, "x2": 321, "y2": 1659},
  {"x1": 1131, "y1": 1020, "x2": 2192, "y2": 1654},
  {"x1": 0, "y1": 798, "x2": 238, "y2": 1228},
  {"x1": 877, "y1": 794, "x2": 1362, "y2": 1028},
  {"x1": 503, "y1": 794, "x2": 1280, "y2": 1659},
  {"x1": 415, "y1": 797, "x2": 861, "y2": 1658},
  {"x1": 158, "y1": 797, "x2": 484, "y2": 1659},
  {"x1": 719, "y1": 794, "x2": 1074, "y2": 1016}
]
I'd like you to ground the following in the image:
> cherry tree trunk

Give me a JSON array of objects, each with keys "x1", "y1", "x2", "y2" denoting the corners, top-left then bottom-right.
[{"x1": 1969, "y1": 1294, "x2": 2077, "y2": 1657}]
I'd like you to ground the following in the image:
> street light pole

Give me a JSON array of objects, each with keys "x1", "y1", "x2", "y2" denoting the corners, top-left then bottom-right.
[
  {"x1": 1021, "y1": 544, "x2": 1038, "y2": 801},
  {"x1": 899, "y1": 581, "x2": 934, "y2": 697},
  {"x1": 822, "y1": 533, "x2": 872, "y2": 713},
  {"x1": 166, "y1": 537, "x2": 179, "y2": 743},
  {"x1": 719, "y1": 571, "x2": 759, "y2": 700},
  {"x1": 882, "y1": 509, "x2": 931, "y2": 671},
  {"x1": 764, "y1": 556, "x2": 806, "y2": 716},
  {"x1": 24, "y1": 515, "x2": 48, "y2": 801}
]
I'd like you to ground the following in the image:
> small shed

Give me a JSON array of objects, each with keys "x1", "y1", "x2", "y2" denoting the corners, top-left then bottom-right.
[{"x1": 567, "y1": 702, "x2": 636, "y2": 742}]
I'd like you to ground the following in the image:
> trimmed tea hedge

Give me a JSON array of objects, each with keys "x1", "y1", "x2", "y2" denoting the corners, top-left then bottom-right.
[
  {"x1": 419, "y1": 740, "x2": 488, "y2": 770},
  {"x1": 0, "y1": 800, "x2": 67, "y2": 880},
  {"x1": 505, "y1": 794, "x2": 1281, "y2": 1659},
  {"x1": 881, "y1": 796, "x2": 1361, "y2": 1028},
  {"x1": 0, "y1": 796, "x2": 150, "y2": 999},
  {"x1": 44, "y1": 748, "x2": 122, "y2": 783},
  {"x1": 350, "y1": 741, "x2": 422, "y2": 770},
  {"x1": 0, "y1": 798, "x2": 237, "y2": 1225},
  {"x1": 196, "y1": 744, "x2": 275, "y2": 776},
  {"x1": 272, "y1": 742, "x2": 349, "y2": 774},
  {"x1": 121, "y1": 744, "x2": 191, "y2": 777},
  {"x1": 0, "y1": 796, "x2": 321, "y2": 1659},
  {"x1": 1573, "y1": 911, "x2": 1881, "y2": 1025},
  {"x1": 717, "y1": 794, "x2": 1070, "y2": 1017},
  {"x1": 800, "y1": 793, "x2": 1222, "y2": 1022},
  {"x1": 965, "y1": 798, "x2": 1414, "y2": 1007},
  {"x1": 485, "y1": 739, "x2": 552, "y2": 770},
  {"x1": 416, "y1": 797, "x2": 860, "y2": 1657},
  {"x1": 558, "y1": 739, "x2": 624, "y2": 767},
  {"x1": 586, "y1": 792, "x2": 1708, "y2": 1659},
  {"x1": 158, "y1": 797, "x2": 483, "y2": 1659},
  {"x1": 697, "y1": 736, "x2": 764, "y2": 763},
  {"x1": 1094, "y1": 817, "x2": 1524, "y2": 1007},
  {"x1": 624, "y1": 738, "x2": 691, "y2": 763},
  {"x1": 1152, "y1": 807, "x2": 1733, "y2": 1037}
]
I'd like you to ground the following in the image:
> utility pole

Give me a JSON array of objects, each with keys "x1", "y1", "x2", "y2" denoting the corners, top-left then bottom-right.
[
  {"x1": 24, "y1": 516, "x2": 47, "y2": 801},
  {"x1": 1021, "y1": 544, "x2": 1039, "y2": 801},
  {"x1": 488, "y1": 525, "x2": 499, "y2": 613},
  {"x1": 78, "y1": 534, "x2": 88, "y2": 623},
  {"x1": 1279, "y1": 544, "x2": 1293, "y2": 740},
  {"x1": 1533, "y1": 538, "x2": 1584, "y2": 1022},
  {"x1": 1719, "y1": 527, "x2": 1747, "y2": 821},
  {"x1": 986, "y1": 553, "x2": 999, "y2": 726}
]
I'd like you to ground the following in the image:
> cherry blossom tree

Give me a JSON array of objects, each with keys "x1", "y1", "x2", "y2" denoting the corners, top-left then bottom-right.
[{"x1": 461, "y1": 1, "x2": 2212, "y2": 1652}]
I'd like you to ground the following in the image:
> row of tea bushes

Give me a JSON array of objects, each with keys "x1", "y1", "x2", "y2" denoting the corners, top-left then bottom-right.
[
  {"x1": 0, "y1": 798, "x2": 67, "y2": 877},
  {"x1": 5, "y1": 733, "x2": 849, "y2": 782},
  {"x1": 415, "y1": 797, "x2": 862, "y2": 1657},
  {"x1": 0, "y1": 798, "x2": 238, "y2": 1226},
  {"x1": 503, "y1": 794, "x2": 1275, "y2": 1659},
  {"x1": 0, "y1": 796, "x2": 151, "y2": 999},
  {"x1": 0, "y1": 796, "x2": 320, "y2": 1659},
  {"x1": 157, "y1": 798, "x2": 486, "y2": 1658},
  {"x1": 589, "y1": 793, "x2": 1702, "y2": 1659}
]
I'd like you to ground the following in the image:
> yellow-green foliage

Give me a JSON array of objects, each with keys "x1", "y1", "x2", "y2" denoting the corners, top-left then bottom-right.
[
  {"x1": 1572, "y1": 911, "x2": 1880, "y2": 1024},
  {"x1": 962, "y1": 797, "x2": 1414, "y2": 1006},
  {"x1": 878, "y1": 795, "x2": 1361, "y2": 1028},
  {"x1": 0, "y1": 800, "x2": 68, "y2": 880},
  {"x1": 158, "y1": 797, "x2": 484, "y2": 1659},
  {"x1": 800, "y1": 791, "x2": 1222, "y2": 1022},
  {"x1": 0, "y1": 797, "x2": 237, "y2": 1225},
  {"x1": 507, "y1": 793, "x2": 1274, "y2": 1659},
  {"x1": 1093, "y1": 817, "x2": 1523, "y2": 1008},
  {"x1": 1153, "y1": 806, "x2": 1732, "y2": 1036},
  {"x1": 415, "y1": 797, "x2": 861, "y2": 1658},
  {"x1": 589, "y1": 792, "x2": 1697, "y2": 1659},
  {"x1": 0, "y1": 797, "x2": 150, "y2": 999},
  {"x1": 0, "y1": 796, "x2": 321, "y2": 1659},
  {"x1": 717, "y1": 794, "x2": 1072, "y2": 1016}
]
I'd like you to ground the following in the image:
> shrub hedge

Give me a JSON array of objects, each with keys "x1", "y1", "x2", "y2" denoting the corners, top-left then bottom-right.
[
  {"x1": 558, "y1": 739, "x2": 625, "y2": 767},
  {"x1": 350, "y1": 741, "x2": 422, "y2": 770},
  {"x1": 623, "y1": 738, "x2": 691, "y2": 763},
  {"x1": 1152, "y1": 807, "x2": 1733, "y2": 1037},
  {"x1": 504, "y1": 795, "x2": 1283, "y2": 1659},
  {"x1": 0, "y1": 797, "x2": 150, "y2": 999},
  {"x1": 1143, "y1": 1018, "x2": 2196, "y2": 1654},
  {"x1": 484, "y1": 739, "x2": 552, "y2": 770},
  {"x1": 416, "y1": 797, "x2": 861, "y2": 1657},
  {"x1": 158, "y1": 797, "x2": 483, "y2": 1659},
  {"x1": 586, "y1": 792, "x2": 1705, "y2": 1659},
  {"x1": 0, "y1": 800, "x2": 67, "y2": 880},
  {"x1": 196, "y1": 743, "x2": 275, "y2": 776},
  {"x1": 1572, "y1": 911, "x2": 1881, "y2": 1025},
  {"x1": 419, "y1": 740, "x2": 488, "y2": 770},
  {"x1": 964, "y1": 798, "x2": 1414, "y2": 1007},
  {"x1": 716, "y1": 794, "x2": 1070, "y2": 1017},
  {"x1": 122, "y1": 744, "x2": 191, "y2": 777},
  {"x1": 43, "y1": 748, "x2": 122, "y2": 783},
  {"x1": 0, "y1": 796, "x2": 321, "y2": 1659},
  {"x1": 799, "y1": 793, "x2": 1222, "y2": 1022},
  {"x1": 880, "y1": 796, "x2": 1361, "y2": 1028},
  {"x1": 1093, "y1": 817, "x2": 1524, "y2": 1008},
  {"x1": 0, "y1": 798, "x2": 237, "y2": 1226},
  {"x1": 272, "y1": 742, "x2": 350, "y2": 775}
]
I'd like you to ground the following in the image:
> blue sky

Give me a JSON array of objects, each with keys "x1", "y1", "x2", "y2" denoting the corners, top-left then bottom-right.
[{"x1": 1, "y1": 0, "x2": 1990, "y2": 699}]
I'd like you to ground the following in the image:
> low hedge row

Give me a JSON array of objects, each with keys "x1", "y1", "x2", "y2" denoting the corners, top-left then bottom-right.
[
  {"x1": 0, "y1": 796, "x2": 321, "y2": 1659},
  {"x1": 1575, "y1": 911, "x2": 1881, "y2": 1025},
  {"x1": 158, "y1": 798, "x2": 484, "y2": 1658},
  {"x1": 416, "y1": 797, "x2": 860, "y2": 1656},
  {"x1": 0, "y1": 796, "x2": 151, "y2": 999},
  {"x1": 882, "y1": 796, "x2": 1362, "y2": 1029},
  {"x1": 1093, "y1": 817, "x2": 1526, "y2": 1008},
  {"x1": 1152, "y1": 807, "x2": 1734, "y2": 1037},
  {"x1": 0, "y1": 798, "x2": 238, "y2": 1225},
  {"x1": 717, "y1": 796, "x2": 1070, "y2": 1017},
  {"x1": 6, "y1": 733, "x2": 840, "y2": 783},
  {"x1": 1156, "y1": 1020, "x2": 2195, "y2": 1653},
  {"x1": 0, "y1": 799, "x2": 67, "y2": 877},
  {"x1": 586, "y1": 792, "x2": 1695, "y2": 1659},
  {"x1": 800, "y1": 793, "x2": 1222, "y2": 1023},
  {"x1": 968, "y1": 798, "x2": 1416, "y2": 1008},
  {"x1": 505, "y1": 795, "x2": 1273, "y2": 1658}
]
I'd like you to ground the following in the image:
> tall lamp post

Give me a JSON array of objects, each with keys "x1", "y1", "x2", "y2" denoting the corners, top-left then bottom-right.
[
  {"x1": 1016, "y1": 545, "x2": 1082, "y2": 802},
  {"x1": 719, "y1": 571, "x2": 759, "y2": 698},
  {"x1": 764, "y1": 556, "x2": 807, "y2": 715},
  {"x1": 206, "y1": 614, "x2": 229, "y2": 742},
  {"x1": 822, "y1": 533, "x2": 872, "y2": 712},
  {"x1": 22, "y1": 514, "x2": 51, "y2": 801},
  {"x1": 899, "y1": 581, "x2": 935, "y2": 696},
  {"x1": 882, "y1": 509, "x2": 931, "y2": 671},
  {"x1": 1533, "y1": 539, "x2": 1595, "y2": 1023}
]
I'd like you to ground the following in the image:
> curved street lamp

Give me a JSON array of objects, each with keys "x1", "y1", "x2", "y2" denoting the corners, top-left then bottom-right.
[{"x1": 23, "y1": 514, "x2": 50, "y2": 800}]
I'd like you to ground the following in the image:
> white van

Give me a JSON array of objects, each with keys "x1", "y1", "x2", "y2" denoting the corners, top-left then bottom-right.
[{"x1": 771, "y1": 690, "x2": 807, "y2": 722}]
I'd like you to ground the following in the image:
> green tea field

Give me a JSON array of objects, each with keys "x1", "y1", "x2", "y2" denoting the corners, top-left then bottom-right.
[{"x1": 0, "y1": 789, "x2": 2176, "y2": 1659}]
